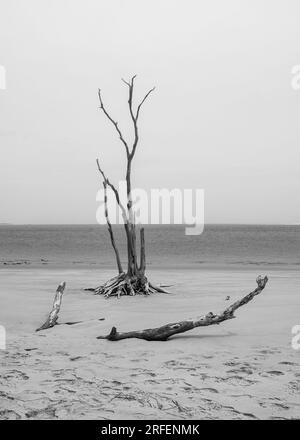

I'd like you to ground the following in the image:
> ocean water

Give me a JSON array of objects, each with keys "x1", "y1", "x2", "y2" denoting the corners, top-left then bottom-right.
[{"x1": 0, "y1": 224, "x2": 298, "y2": 270}]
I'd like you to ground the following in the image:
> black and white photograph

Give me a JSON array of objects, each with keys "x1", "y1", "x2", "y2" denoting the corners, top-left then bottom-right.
[{"x1": 0, "y1": 0, "x2": 299, "y2": 426}]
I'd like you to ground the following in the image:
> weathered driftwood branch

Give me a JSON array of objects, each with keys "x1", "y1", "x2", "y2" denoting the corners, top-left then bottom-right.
[
  {"x1": 149, "y1": 282, "x2": 171, "y2": 294},
  {"x1": 36, "y1": 282, "x2": 66, "y2": 331},
  {"x1": 97, "y1": 276, "x2": 268, "y2": 341}
]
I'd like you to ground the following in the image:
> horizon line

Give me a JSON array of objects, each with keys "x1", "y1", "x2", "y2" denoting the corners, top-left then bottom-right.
[{"x1": 0, "y1": 223, "x2": 299, "y2": 227}]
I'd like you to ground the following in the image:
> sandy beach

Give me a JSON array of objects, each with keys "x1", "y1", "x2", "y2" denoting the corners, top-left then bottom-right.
[
  {"x1": 1, "y1": 0, "x2": 300, "y2": 427},
  {"x1": 1, "y1": 267, "x2": 299, "y2": 420}
]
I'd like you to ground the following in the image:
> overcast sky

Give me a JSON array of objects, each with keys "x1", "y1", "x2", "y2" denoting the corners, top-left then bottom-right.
[{"x1": 0, "y1": 0, "x2": 299, "y2": 224}]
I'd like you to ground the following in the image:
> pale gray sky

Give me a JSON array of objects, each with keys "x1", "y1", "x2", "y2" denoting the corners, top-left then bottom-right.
[{"x1": 0, "y1": 0, "x2": 299, "y2": 224}]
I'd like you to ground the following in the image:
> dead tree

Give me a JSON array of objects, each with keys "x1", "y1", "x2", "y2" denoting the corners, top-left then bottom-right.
[
  {"x1": 97, "y1": 275, "x2": 268, "y2": 340},
  {"x1": 90, "y1": 76, "x2": 169, "y2": 298}
]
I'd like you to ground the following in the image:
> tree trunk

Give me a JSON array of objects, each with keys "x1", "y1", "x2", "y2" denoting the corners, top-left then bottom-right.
[{"x1": 139, "y1": 227, "x2": 146, "y2": 275}]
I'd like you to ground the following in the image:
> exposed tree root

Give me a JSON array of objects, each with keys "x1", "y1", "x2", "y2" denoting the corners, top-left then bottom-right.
[
  {"x1": 97, "y1": 275, "x2": 268, "y2": 340},
  {"x1": 85, "y1": 273, "x2": 171, "y2": 298}
]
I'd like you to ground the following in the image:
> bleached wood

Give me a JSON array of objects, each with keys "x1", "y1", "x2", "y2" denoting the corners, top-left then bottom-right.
[
  {"x1": 36, "y1": 282, "x2": 66, "y2": 331},
  {"x1": 97, "y1": 276, "x2": 268, "y2": 341}
]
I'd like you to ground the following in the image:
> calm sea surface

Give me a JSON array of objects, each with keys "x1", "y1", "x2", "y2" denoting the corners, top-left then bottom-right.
[{"x1": 0, "y1": 225, "x2": 299, "y2": 270}]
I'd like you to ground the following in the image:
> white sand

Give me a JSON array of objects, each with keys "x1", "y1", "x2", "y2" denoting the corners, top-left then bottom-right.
[{"x1": 0, "y1": 267, "x2": 299, "y2": 419}]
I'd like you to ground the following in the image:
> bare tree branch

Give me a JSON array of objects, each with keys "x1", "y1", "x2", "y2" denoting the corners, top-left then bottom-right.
[
  {"x1": 136, "y1": 87, "x2": 156, "y2": 121},
  {"x1": 121, "y1": 78, "x2": 131, "y2": 87},
  {"x1": 122, "y1": 75, "x2": 138, "y2": 158},
  {"x1": 121, "y1": 75, "x2": 155, "y2": 158},
  {"x1": 96, "y1": 159, "x2": 128, "y2": 223},
  {"x1": 98, "y1": 89, "x2": 130, "y2": 158},
  {"x1": 97, "y1": 276, "x2": 269, "y2": 341},
  {"x1": 103, "y1": 181, "x2": 123, "y2": 274},
  {"x1": 96, "y1": 158, "x2": 137, "y2": 274}
]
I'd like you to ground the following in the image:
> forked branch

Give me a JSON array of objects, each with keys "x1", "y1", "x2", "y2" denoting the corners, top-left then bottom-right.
[
  {"x1": 136, "y1": 87, "x2": 156, "y2": 121},
  {"x1": 97, "y1": 276, "x2": 268, "y2": 341},
  {"x1": 122, "y1": 75, "x2": 155, "y2": 159},
  {"x1": 98, "y1": 89, "x2": 130, "y2": 158}
]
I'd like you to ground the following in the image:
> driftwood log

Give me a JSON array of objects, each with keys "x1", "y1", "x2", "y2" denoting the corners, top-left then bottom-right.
[
  {"x1": 97, "y1": 275, "x2": 268, "y2": 341},
  {"x1": 36, "y1": 282, "x2": 66, "y2": 331}
]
